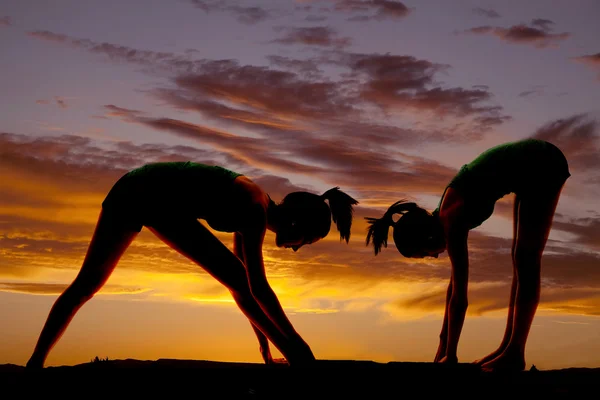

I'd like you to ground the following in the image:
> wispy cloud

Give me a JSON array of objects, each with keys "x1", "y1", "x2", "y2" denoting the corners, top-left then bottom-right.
[
  {"x1": 334, "y1": 0, "x2": 412, "y2": 21},
  {"x1": 572, "y1": 53, "x2": 600, "y2": 81},
  {"x1": 27, "y1": 29, "x2": 510, "y2": 135},
  {"x1": 392, "y1": 281, "x2": 600, "y2": 317},
  {"x1": 188, "y1": 0, "x2": 274, "y2": 25},
  {"x1": 55, "y1": 96, "x2": 68, "y2": 108},
  {"x1": 518, "y1": 85, "x2": 545, "y2": 98},
  {"x1": 457, "y1": 18, "x2": 571, "y2": 48},
  {"x1": 35, "y1": 96, "x2": 71, "y2": 109},
  {"x1": 272, "y1": 26, "x2": 352, "y2": 48},
  {"x1": 472, "y1": 7, "x2": 501, "y2": 19},
  {"x1": 0, "y1": 282, "x2": 151, "y2": 296},
  {"x1": 531, "y1": 18, "x2": 554, "y2": 31},
  {"x1": 530, "y1": 113, "x2": 600, "y2": 175}
]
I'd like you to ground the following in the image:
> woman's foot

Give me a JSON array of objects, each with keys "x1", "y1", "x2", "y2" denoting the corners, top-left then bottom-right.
[
  {"x1": 438, "y1": 354, "x2": 458, "y2": 364},
  {"x1": 25, "y1": 358, "x2": 44, "y2": 370},
  {"x1": 480, "y1": 350, "x2": 526, "y2": 373},
  {"x1": 473, "y1": 348, "x2": 504, "y2": 366}
]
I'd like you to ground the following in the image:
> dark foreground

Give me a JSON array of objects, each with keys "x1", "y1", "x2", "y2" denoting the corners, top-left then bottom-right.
[{"x1": 1, "y1": 359, "x2": 598, "y2": 398}]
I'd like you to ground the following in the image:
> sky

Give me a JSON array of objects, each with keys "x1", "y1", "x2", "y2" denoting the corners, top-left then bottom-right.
[{"x1": 1, "y1": 0, "x2": 599, "y2": 369}]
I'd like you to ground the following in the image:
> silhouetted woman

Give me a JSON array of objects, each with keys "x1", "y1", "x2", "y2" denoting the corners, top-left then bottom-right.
[
  {"x1": 365, "y1": 138, "x2": 570, "y2": 372},
  {"x1": 27, "y1": 162, "x2": 358, "y2": 368}
]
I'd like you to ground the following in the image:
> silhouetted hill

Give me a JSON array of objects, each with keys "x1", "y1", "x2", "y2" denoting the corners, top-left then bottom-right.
[{"x1": 1, "y1": 359, "x2": 598, "y2": 398}]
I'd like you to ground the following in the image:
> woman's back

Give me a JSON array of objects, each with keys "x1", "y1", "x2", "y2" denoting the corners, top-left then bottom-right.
[
  {"x1": 437, "y1": 139, "x2": 569, "y2": 228},
  {"x1": 102, "y1": 162, "x2": 243, "y2": 222}
]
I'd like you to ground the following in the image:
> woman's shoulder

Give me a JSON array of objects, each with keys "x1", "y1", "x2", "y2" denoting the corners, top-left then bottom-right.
[
  {"x1": 232, "y1": 176, "x2": 269, "y2": 208},
  {"x1": 438, "y1": 187, "x2": 468, "y2": 227},
  {"x1": 228, "y1": 177, "x2": 270, "y2": 231}
]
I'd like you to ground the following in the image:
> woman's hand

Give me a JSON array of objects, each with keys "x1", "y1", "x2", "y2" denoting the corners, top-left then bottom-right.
[
  {"x1": 266, "y1": 357, "x2": 289, "y2": 365},
  {"x1": 259, "y1": 344, "x2": 289, "y2": 366},
  {"x1": 434, "y1": 338, "x2": 447, "y2": 363}
]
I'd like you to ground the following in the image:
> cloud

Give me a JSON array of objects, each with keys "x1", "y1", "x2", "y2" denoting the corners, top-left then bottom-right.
[
  {"x1": 272, "y1": 26, "x2": 352, "y2": 48},
  {"x1": 391, "y1": 281, "x2": 600, "y2": 317},
  {"x1": 334, "y1": 0, "x2": 412, "y2": 21},
  {"x1": 0, "y1": 131, "x2": 259, "y2": 279},
  {"x1": 27, "y1": 29, "x2": 510, "y2": 135},
  {"x1": 126, "y1": 115, "x2": 463, "y2": 200},
  {"x1": 1, "y1": 128, "x2": 599, "y2": 317},
  {"x1": 552, "y1": 217, "x2": 600, "y2": 250},
  {"x1": 98, "y1": 104, "x2": 146, "y2": 121},
  {"x1": 0, "y1": 129, "x2": 473, "y2": 280},
  {"x1": 572, "y1": 53, "x2": 600, "y2": 81},
  {"x1": 188, "y1": 0, "x2": 273, "y2": 24},
  {"x1": 305, "y1": 14, "x2": 328, "y2": 22},
  {"x1": 35, "y1": 96, "x2": 70, "y2": 109},
  {"x1": 55, "y1": 96, "x2": 68, "y2": 109},
  {"x1": 518, "y1": 85, "x2": 545, "y2": 98},
  {"x1": 330, "y1": 51, "x2": 509, "y2": 127},
  {"x1": 573, "y1": 53, "x2": 600, "y2": 66},
  {"x1": 531, "y1": 18, "x2": 554, "y2": 31},
  {"x1": 0, "y1": 282, "x2": 151, "y2": 296},
  {"x1": 472, "y1": 7, "x2": 501, "y2": 19},
  {"x1": 383, "y1": 228, "x2": 600, "y2": 317},
  {"x1": 0, "y1": 130, "x2": 251, "y2": 225},
  {"x1": 27, "y1": 30, "x2": 204, "y2": 74},
  {"x1": 12, "y1": 13, "x2": 600, "y2": 319},
  {"x1": 530, "y1": 113, "x2": 600, "y2": 174},
  {"x1": 266, "y1": 55, "x2": 323, "y2": 77},
  {"x1": 458, "y1": 19, "x2": 571, "y2": 48},
  {"x1": 23, "y1": 29, "x2": 519, "y2": 231},
  {"x1": 168, "y1": 59, "x2": 359, "y2": 120}
]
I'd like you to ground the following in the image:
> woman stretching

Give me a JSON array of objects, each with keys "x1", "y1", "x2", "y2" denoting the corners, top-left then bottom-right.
[
  {"x1": 365, "y1": 138, "x2": 570, "y2": 372},
  {"x1": 27, "y1": 162, "x2": 358, "y2": 368}
]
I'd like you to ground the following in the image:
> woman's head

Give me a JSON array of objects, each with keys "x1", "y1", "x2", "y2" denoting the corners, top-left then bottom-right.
[
  {"x1": 365, "y1": 200, "x2": 445, "y2": 258},
  {"x1": 271, "y1": 187, "x2": 358, "y2": 251}
]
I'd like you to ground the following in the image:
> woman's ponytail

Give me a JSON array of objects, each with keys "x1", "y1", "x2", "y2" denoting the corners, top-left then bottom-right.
[
  {"x1": 321, "y1": 187, "x2": 359, "y2": 243},
  {"x1": 365, "y1": 200, "x2": 417, "y2": 255}
]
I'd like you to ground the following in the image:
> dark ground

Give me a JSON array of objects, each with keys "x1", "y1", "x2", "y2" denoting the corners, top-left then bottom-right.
[{"x1": 1, "y1": 359, "x2": 598, "y2": 398}]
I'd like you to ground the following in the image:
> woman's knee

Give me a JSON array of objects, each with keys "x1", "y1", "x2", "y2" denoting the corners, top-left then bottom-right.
[
  {"x1": 514, "y1": 246, "x2": 542, "y2": 263},
  {"x1": 229, "y1": 284, "x2": 254, "y2": 304},
  {"x1": 514, "y1": 247, "x2": 541, "y2": 276},
  {"x1": 66, "y1": 276, "x2": 105, "y2": 303}
]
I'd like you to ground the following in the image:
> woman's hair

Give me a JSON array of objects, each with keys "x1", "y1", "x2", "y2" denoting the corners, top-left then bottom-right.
[
  {"x1": 365, "y1": 199, "x2": 434, "y2": 257},
  {"x1": 280, "y1": 187, "x2": 358, "y2": 243}
]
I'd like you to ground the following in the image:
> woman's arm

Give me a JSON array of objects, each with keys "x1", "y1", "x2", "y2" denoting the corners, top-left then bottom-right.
[
  {"x1": 434, "y1": 278, "x2": 453, "y2": 362},
  {"x1": 231, "y1": 176, "x2": 314, "y2": 362},
  {"x1": 443, "y1": 226, "x2": 469, "y2": 362},
  {"x1": 234, "y1": 232, "x2": 276, "y2": 364},
  {"x1": 438, "y1": 187, "x2": 470, "y2": 363},
  {"x1": 241, "y1": 221, "x2": 302, "y2": 340},
  {"x1": 240, "y1": 206, "x2": 314, "y2": 361}
]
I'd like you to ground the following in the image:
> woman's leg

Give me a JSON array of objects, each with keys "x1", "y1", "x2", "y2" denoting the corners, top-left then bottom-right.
[
  {"x1": 27, "y1": 210, "x2": 138, "y2": 368},
  {"x1": 481, "y1": 184, "x2": 565, "y2": 372},
  {"x1": 146, "y1": 218, "x2": 304, "y2": 364},
  {"x1": 474, "y1": 195, "x2": 521, "y2": 365}
]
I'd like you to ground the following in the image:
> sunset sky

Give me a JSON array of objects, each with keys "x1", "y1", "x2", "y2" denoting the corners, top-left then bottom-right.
[{"x1": 1, "y1": 0, "x2": 599, "y2": 369}]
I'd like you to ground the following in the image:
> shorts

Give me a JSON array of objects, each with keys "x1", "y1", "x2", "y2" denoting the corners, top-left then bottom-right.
[
  {"x1": 101, "y1": 172, "x2": 145, "y2": 232},
  {"x1": 515, "y1": 140, "x2": 571, "y2": 197}
]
